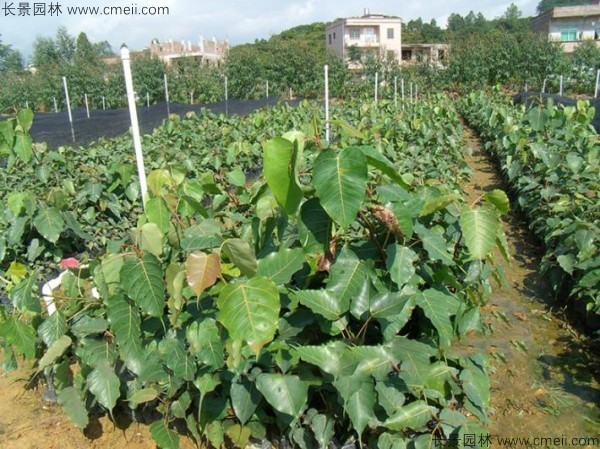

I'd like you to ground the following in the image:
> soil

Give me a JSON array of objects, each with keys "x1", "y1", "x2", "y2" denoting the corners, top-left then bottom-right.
[{"x1": 1, "y1": 117, "x2": 599, "y2": 449}]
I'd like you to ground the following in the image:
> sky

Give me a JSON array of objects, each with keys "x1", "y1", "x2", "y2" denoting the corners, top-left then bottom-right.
[{"x1": 0, "y1": 0, "x2": 540, "y2": 61}]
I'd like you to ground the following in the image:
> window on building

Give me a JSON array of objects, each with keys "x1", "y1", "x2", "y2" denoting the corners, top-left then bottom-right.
[
  {"x1": 595, "y1": 26, "x2": 600, "y2": 39},
  {"x1": 328, "y1": 33, "x2": 332, "y2": 44},
  {"x1": 333, "y1": 32, "x2": 336, "y2": 39},
  {"x1": 560, "y1": 27, "x2": 577, "y2": 41},
  {"x1": 402, "y1": 49, "x2": 413, "y2": 61},
  {"x1": 387, "y1": 28, "x2": 394, "y2": 39},
  {"x1": 349, "y1": 28, "x2": 360, "y2": 39},
  {"x1": 364, "y1": 27, "x2": 375, "y2": 42}
]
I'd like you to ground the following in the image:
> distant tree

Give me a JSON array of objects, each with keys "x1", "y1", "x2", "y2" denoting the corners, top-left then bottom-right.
[
  {"x1": 32, "y1": 36, "x2": 59, "y2": 67},
  {"x1": 55, "y1": 26, "x2": 75, "y2": 65},
  {"x1": 74, "y1": 32, "x2": 98, "y2": 65},
  {"x1": 573, "y1": 38, "x2": 600, "y2": 69},
  {"x1": 0, "y1": 36, "x2": 23, "y2": 72},
  {"x1": 93, "y1": 40, "x2": 114, "y2": 57}
]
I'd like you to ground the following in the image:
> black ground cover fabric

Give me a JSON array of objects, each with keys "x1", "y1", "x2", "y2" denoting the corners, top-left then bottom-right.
[
  {"x1": 512, "y1": 91, "x2": 600, "y2": 133},
  {"x1": 27, "y1": 98, "x2": 300, "y2": 149}
]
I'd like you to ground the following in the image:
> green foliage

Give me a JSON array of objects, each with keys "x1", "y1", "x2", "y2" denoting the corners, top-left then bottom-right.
[
  {"x1": 0, "y1": 96, "x2": 505, "y2": 447},
  {"x1": 460, "y1": 91, "x2": 600, "y2": 313}
]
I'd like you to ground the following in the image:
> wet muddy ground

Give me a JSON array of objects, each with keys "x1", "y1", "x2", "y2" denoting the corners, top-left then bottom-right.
[{"x1": 460, "y1": 125, "x2": 600, "y2": 447}]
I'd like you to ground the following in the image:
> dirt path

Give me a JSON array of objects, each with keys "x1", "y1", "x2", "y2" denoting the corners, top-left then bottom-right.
[
  {"x1": 0, "y1": 358, "x2": 197, "y2": 448},
  {"x1": 460, "y1": 125, "x2": 600, "y2": 447}
]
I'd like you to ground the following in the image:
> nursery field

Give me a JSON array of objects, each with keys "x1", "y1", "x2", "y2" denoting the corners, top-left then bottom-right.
[
  {"x1": 0, "y1": 94, "x2": 599, "y2": 449},
  {"x1": 27, "y1": 98, "x2": 299, "y2": 149}
]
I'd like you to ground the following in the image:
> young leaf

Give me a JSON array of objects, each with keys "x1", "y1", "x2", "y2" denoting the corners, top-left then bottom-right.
[
  {"x1": 256, "y1": 248, "x2": 305, "y2": 285},
  {"x1": 333, "y1": 375, "x2": 377, "y2": 436},
  {"x1": 230, "y1": 378, "x2": 262, "y2": 425},
  {"x1": 263, "y1": 136, "x2": 303, "y2": 215},
  {"x1": 38, "y1": 335, "x2": 72, "y2": 370},
  {"x1": 459, "y1": 207, "x2": 500, "y2": 260},
  {"x1": 186, "y1": 251, "x2": 220, "y2": 296},
  {"x1": 186, "y1": 318, "x2": 224, "y2": 369},
  {"x1": 87, "y1": 360, "x2": 121, "y2": 411},
  {"x1": 217, "y1": 276, "x2": 279, "y2": 351},
  {"x1": 10, "y1": 276, "x2": 41, "y2": 313},
  {"x1": 383, "y1": 400, "x2": 434, "y2": 432},
  {"x1": 150, "y1": 420, "x2": 180, "y2": 449},
  {"x1": 33, "y1": 207, "x2": 65, "y2": 243},
  {"x1": 57, "y1": 387, "x2": 89, "y2": 430},
  {"x1": 415, "y1": 289, "x2": 460, "y2": 349},
  {"x1": 312, "y1": 147, "x2": 368, "y2": 229},
  {"x1": 221, "y1": 238, "x2": 257, "y2": 278},
  {"x1": 38, "y1": 311, "x2": 67, "y2": 347},
  {"x1": 120, "y1": 254, "x2": 165, "y2": 317},
  {"x1": 256, "y1": 373, "x2": 309, "y2": 422},
  {"x1": 386, "y1": 245, "x2": 417, "y2": 288},
  {"x1": 146, "y1": 197, "x2": 171, "y2": 234},
  {"x1": 483, "y1": 189, "x2": 509, "y2": 215}
]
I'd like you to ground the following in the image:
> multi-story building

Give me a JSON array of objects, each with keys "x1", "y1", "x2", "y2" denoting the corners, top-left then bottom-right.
[
  {"x1": 149, "y1": 35, "x2": 229, "y2": 65},
  {"x1": 532, "y1": 0, "x2": 600, "y2": 53},
  {"x1": 326, "y1": 9, "x2": 402, "y2": 68}
]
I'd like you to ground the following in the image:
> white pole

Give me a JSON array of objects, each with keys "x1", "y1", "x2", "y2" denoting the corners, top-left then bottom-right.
[
  {"x1": 266, "y1": 80, "x2": 269, "y2": 98},
  {"x1": 190, "y1": 91, "x2": 193, "y2": 104},
  {"x1": 225, "y1": 76, "x2": 228, "y2": 116},
  {"x1": 595, "y1": 69, "x2": 599, "y2": 98},
  {"x1": 401, "y1": 78, "x2": 405, "y2": 104},
  {"x1": 559, "y1": 75, "x2": 563, "y2": 96},
  {"x1": 525, "y1": 83, "x2": 528, "y2": 92},
  {"x1": 542, "y1": 78, "x2": 546, "y2": 94},
  {"x1": 102, "y1": 96, "x2": 106, "y2": 110},
  {"x1": 324, "y1": 64, "x2": 330, "y2": 144},
  {"x1": 146, "y1": 92, "x2": 150, "y2": 108},
  {"x1": 53, "y1": 96, "x2": 58, "y2": 113},
  {"x1": 164, "y1": 73, "x2": 170, "y2": 115},
  {"x1": 394, "y1": 76, "x2": 397, "y2": 108},
  {"x1": 62, "y1": 76, "x2": 73, "y2": 125},
  {"x1": 84, "y1": 94, "x2": 90, "y2": 118},
  {"x1": 289, "y1": 87, "x2": 293, "y2": 99},
  {"x1": 374, "y1": 72, "x2": 378, "y2": 104},
  {"x1": 121, "y1": 45, "x2": 149, "y2": 209}
]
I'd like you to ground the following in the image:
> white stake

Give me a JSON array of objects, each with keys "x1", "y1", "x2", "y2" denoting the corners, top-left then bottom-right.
[
  {"x1": 324, "y1": 64, "x2": 330, "y2": 144},
  {"x1": 121, "y1": 44, "x2": 149, "y2": 209},
  {"x1": 190, "y1": 91, "x2": 193, "y2": 104},
  {"x1": 559, "y1": 75, "x2": 563, "y2": 96},
  {"x1": 289, "y1": 87, "x2": 293, "y2": 99},
  {"x1": 84, "y1": 93, "x2": 90, "y2": 118},
  {"x1": 62, "y1": 76, "x2": 73, "y2": 125},
  {"x1": 25, "y1": 100, "x2": 28, "y2": 109},
  {"x1": 401, "y1": 78, "x2": 405, "y2": 105},
  {"x1": 374, "y1": 72, "x2": 378, "y2": 104},
  {"x1": 53, "y1": 96, "x2": 57, "y2": 113},
  {"x1": 595, "y1": 69, "x2": 599, "y2": 98},
  {"x1": 225, "y1": 76, "x2": 228, "y2": 116},
  {"x1": 146, "y1": 92, "x2": 150, "y2": 108},
  {"x1": 394, "y1": 76, "x2": 397, "y2": 108},
  {"x1": 164, "y1": 73, "x2": 170, "y2": 115},
  {"x1": 102, "y1": 96, "x2": 106, "y2": 110},
  {"x1": 542, "y1": 78, "x2": 546, "y2": 94},
  {"x1": 62, "y1": 76, "x2": 74, "y2": 141},
  {"x1": 525, "y1": 83, "x2": 528, "y2": 92},
  {"x1": 266, "y1": 80, "x2": 269, "y2": 98}
]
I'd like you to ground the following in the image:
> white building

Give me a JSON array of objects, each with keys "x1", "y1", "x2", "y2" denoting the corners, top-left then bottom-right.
[
  {"x1": 326, "y1": 9, "x2": 402, "y2": 68},
  {"x1": 532, "y1": 1, "x2": 600, "y2": 53}
]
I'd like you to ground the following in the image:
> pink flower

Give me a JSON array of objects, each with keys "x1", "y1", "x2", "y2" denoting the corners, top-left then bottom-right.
[{"x1": 59, "y1": 257, "x2": 79, "y2": 269}]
